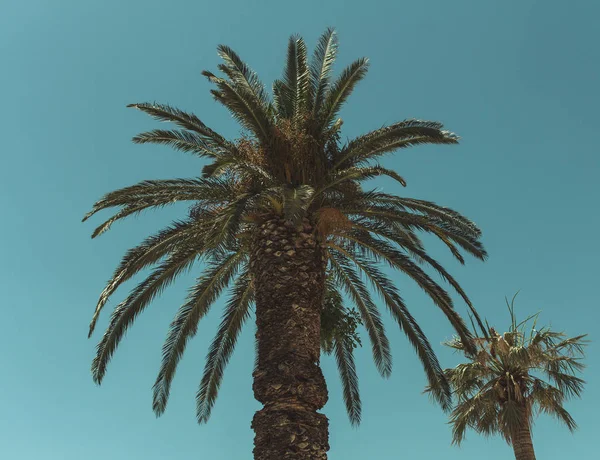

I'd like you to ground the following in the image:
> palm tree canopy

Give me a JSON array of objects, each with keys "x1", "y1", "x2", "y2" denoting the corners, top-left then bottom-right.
[
  {"x1": 84, "y1": 28, "x2": 487, "y2": 426},
  {"x1": 436, "y1": 295, "x2": 587, "y2": 445}
]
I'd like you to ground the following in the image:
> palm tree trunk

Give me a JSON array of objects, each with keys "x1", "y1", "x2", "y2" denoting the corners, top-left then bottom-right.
[
  {"x1": 250, "y1": 217, "x2": 329, "y2": 460},
  {"x1": 511, "y1": 421, "x2": 536, "y2": 460}
]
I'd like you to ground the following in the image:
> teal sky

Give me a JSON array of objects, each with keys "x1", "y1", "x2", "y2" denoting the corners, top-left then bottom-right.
[{"x1": 1, "y1": 0, "x2": 598, "y2": 458}]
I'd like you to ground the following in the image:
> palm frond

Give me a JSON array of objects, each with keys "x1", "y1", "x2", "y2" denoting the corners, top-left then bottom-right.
[
  {"x1": 348, "y1": 218, "x2": 481, "y2": 331},
  {"x1": 127, "y1": 102, "x2": 232, "y2": 151},
  {"x1": 91, "y1": 247, "x2": 200, "y2": 384},
  {"x1": 318, "y1": 58, "x2": 369, "y2": 133},
  {"x1": 275, "y1": 36, "x2": 300, "y2": 120},
  {"x1": 386, "y1": 196, "x2": 481, "y2": 238},
  {"x1": 545, "y1": 370, "x2": 586, "y2": 399},
  {"x1": 87, "y1": 189, "x2": 230, "y2": 239},
  {"x1": 553, "y1": 334, "x2": 589, "y2": 356},
  {"x1": 196, "y1": 271, "x2": 253, "y2": 423},
  {"x1": 330, "y1": 242, "x2": 451, "y2": 409},
  {"x1": 335, "y1": 119, "x2": 459, "y2": 169},
  {"x1": 152, "y1": 251, "x2": 245, "y2": 416},
  {"x1": 132, "y1": 129, "x2": 222, "y2": 157},
  {"x1": 272, "y1": 79, "x2": 292, "y2": 119},
  {"x1": 315, "y1": 166, "x2": 407, "y2": 202},
  {"x1": 216, "y1": 45, "x2": 271, "y2": 108},
  {"x1": 88, "y1": 203, "x2": 152, "y2": 239},
  {"x1": 201, "y1": 155, "x2": 273, "y2": 182},
  {"x1": 310, "y1": 27, "x2": 338, "y2": 117},
  {"x1": 532, "y1": 381, "x2": 577, "y2": 431},
  {"x1": 88, "y1": 219, "x2": 204, "y2": 337},
  {"x1": 336, "y1": 191, "x2": 481, "y2": 239},
  {"x1": 294, "y1": 37, "x2": 311, "y2": 119},
  {"x1": 342, "y1": 205, "x2": 487, "y2": 261},
  {"x1": 201, "y1": 195, "x2": 252, "y2": 250},
  {"x1": 202, "y1": 71, "x2": 272, "y2": 143},
  {"x1": 335, "y1": 231, "x2": 476, "y2": 355},
  {"x1": 333, "y1": 336, "x2": 361, "y2": 426},
  {"x1": 83, "y1": 178, "x2": 235, "y2": 222},
  {"x1": 328, "y1": 252, "x2": 392, "y2": 377}
]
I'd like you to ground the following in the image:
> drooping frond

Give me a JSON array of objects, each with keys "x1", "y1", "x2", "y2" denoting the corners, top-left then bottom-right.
[
  {"x1": 450, "y1": 387, "x2": 499, "y2": 444},
  {"x1": 88, "y1": 219, "x2": 205, "y2": 337},
  {"x1": 82, "y1": 178, "x2": 236, "y2": 223},
  {"x1": 333, "y1": 336, "x2": 361, "y2": 426},
  {"x1": 334, "y1": 231, "x2": 476, "y2": 354},
  {"x1": 88, "y1": 203, "x2": 153, "y2": 239},
  {"x1": 196, "y1": 271, "x2": 254, "y2": 423},
  {"x1": 200, "y1": 195, "x2": 253, "y2": 250},
  {"x1": 350, "y1": 217, "x2": 484, "y2": 336},
  {"x1": 393, "y1": 197, "x2": 482, "y2": 238},
  {"x1": 340, "y1": 203, "x2": 487, "y2": 261},
  {"x1": 320, "y1": 278, "x2": 362, "y2": 425},
  {"x1": 329, "y1": 241, "x2": 451, "y2": 409},
  {"x1": 353, "y1": 192, "x2": 482, "y2": 239},
  {"x1": 348, "y1": 218, "x2": 477, "y2": 317},
  {"x1": 310, "y1": 28, "x2": 338, "y2": 117},
  {"x1": 152, "y1": 251, "x2": 245, "y2": 415},
  {"x1": 327, "y1": 250, "x2": 392, "y2": 377},
  {"x1": 531, "y1": 380, "x2": 577, "y2": 431},
  {"x1": 92, "y1": 246, "x2": 200, "y2": 384}
]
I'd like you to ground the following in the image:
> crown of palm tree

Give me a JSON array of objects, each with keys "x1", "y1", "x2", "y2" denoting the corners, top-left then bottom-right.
[
  {"x1": 438, "y1": 295, "x2": 587, "y2": 444},
  {"x1": 84, "y1": 28, "x2": 487, "y2": 426}
]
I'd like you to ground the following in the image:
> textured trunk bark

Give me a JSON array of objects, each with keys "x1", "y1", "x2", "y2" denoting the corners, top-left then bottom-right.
[
  {"x1": 250, "y1": 217, "x2": 329, "y2": 460},
  {"x1": 511, "y1": 420, "x2": 536, "y2": 460}
]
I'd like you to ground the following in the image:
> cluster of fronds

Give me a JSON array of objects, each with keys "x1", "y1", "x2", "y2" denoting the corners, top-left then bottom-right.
[
  {"x1": 437, "y1": 294, "x2": 587, "y2": 445},
  {"x1": 84, "y1": 28, "x2": 486, "y2": 426}
]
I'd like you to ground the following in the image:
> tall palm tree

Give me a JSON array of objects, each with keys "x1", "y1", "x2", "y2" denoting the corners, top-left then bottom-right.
[
  {"x1": 84, "y1": 28, "x2": 487, "y2": 459},
  {"x1": 435, "y1": 296, "x2": 587, "y2": 460}
]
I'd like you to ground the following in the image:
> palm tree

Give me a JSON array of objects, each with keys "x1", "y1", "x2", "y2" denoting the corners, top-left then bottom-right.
[
  {"x1": 435, "y1": 296, "x2": 587, "y2": 460},
  {"x1": 84, "y1": 28, "x2": 487, "y2": 459}
]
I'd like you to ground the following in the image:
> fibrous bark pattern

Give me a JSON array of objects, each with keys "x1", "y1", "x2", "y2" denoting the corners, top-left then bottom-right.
[{"x1": 250, "y1": 217, "x2": 329, "y2": 460}]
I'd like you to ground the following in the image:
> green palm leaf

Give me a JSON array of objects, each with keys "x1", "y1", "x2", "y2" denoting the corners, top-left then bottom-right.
[
  {"x1": 318, "y1": 57, "x2": 369, "y2": 133},
  {"x1": 335, "y1": 119, "x2": 459, "y2": 169},
  {"x1": 92, "y1": 246, "x2": 200, "y2": 384},
  {"x1": 196, "y1": 271, "x2": 254, "y2": 423},
  {"x1": 310, "y1": 28, "x2": 338, "y2": 116},
  {"x1": 152, "y1": 251, "x2": 245, "y2": 415},
  {"x1": 333, "y1": 336, "x2": 361, "y2": 426},
  {"x1": 127, "y1": 102, "x2": 231, "y2": 151},
  {"x1": 328, "y1": 250, "x2": 392, "y2": 377}
]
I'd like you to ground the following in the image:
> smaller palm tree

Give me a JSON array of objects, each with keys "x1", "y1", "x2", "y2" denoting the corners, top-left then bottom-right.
[{"x1": 432, "y1": 295, "x2": 587, "y2": 460}]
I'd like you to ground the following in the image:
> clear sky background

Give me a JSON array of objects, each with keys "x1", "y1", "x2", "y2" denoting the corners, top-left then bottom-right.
[{"x1": 1, "y1": 0, "x2": 598, "y2": 458}]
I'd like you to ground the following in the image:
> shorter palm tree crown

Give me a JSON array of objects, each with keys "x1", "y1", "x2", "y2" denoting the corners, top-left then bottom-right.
[{"x1": 436, "y1": 296, "x2": 587, "y2": 445}]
